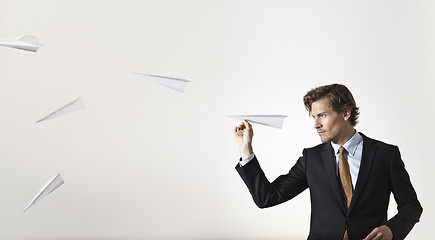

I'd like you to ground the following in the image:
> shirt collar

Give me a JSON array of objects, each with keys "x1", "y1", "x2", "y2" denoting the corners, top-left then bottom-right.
[{"x1": 331, "y1": 131, "x2": 363, "y2": 156}]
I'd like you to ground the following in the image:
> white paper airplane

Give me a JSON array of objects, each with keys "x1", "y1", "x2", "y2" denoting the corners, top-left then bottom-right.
[
  {"x1": 228, "y1": 115, "x2": 288, "y2": 129},
  {"x1": 0, "y1": 35, "x2": 43, "y2": 52},
  {"x1": 23, "y1": 173, "x2": 64, "y2": 213},
  {"x1": 36, "y1": 96, "x2": 85, "y2": 123},
  {"x1": 131, "y1": 72, "x2": 190, "y2": 93}
]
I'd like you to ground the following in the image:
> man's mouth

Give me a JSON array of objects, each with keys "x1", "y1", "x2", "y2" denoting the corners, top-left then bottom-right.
[{"x1": 317, "y1": 130, "x2": 326, "y2": 135}]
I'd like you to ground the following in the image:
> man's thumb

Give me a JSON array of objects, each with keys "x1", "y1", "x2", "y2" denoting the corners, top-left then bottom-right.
[{"x1": 243, "y1": 120, "x2": 252, "y2": 129}]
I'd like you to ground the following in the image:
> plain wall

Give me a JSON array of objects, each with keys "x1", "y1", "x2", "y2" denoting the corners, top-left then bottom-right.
[{"x1": 0, "y1": 0, "x2": 433, "y2": 239}]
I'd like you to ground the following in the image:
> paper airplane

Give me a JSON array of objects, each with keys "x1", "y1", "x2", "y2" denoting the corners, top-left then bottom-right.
[
  {"x1": 36, "y1": 96, "x2": 85, "y2": 123},
  {"x1": 23, "y1": 173, "x2": 64, "y2": 213},
  {"x1": 227, "y1": 115, "x2": 287, "y2": 129},
  {"x1": 0, "y1": 35, "x2": 43, "y2": 52},
  {"x1": 131, "y1": 72, "x2": 190, "y2": 93}
]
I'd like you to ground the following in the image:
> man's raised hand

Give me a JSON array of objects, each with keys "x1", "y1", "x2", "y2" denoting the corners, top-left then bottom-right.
[{"x1": 233, "y1": 120, "x2": 254, "y2": 160}]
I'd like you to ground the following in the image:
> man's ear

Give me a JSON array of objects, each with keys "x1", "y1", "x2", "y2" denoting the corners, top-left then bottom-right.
[{"x1": 343, "y1": 107, "x2": 351, "y2": 121}]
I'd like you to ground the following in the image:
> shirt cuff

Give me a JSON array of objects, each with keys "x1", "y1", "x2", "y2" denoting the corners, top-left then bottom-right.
[{"x1": 239, "y1": 153, "x2": 255, "y2": 167}]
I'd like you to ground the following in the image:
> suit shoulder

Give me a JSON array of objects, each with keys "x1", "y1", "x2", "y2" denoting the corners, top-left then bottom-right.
[
  {"x1": 361, "y1": 133, "x2": 398, "y2": 150},
  {"x1": 305, "y1": 142, "x2": 329, "y2": 152}
]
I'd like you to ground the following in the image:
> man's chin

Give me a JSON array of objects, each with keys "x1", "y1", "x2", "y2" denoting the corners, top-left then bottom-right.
[{"x1": 320, "y1": 136, "x2": 330, "y2": 143}]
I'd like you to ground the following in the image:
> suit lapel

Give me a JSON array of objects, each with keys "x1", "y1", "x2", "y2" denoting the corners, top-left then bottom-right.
[
  {"x1": 321, "y1": 143, "x2": 345, "y2": 213},
  {"x1": 347, "y1": 133, "x2": 377, "y2": 214}
]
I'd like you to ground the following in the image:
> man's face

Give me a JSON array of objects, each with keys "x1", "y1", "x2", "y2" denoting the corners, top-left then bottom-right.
[{"x1": 310, "y1": 97, "x2": 347, "y2": 144}]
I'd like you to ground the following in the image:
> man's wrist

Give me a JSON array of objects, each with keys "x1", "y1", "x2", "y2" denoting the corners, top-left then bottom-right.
[
  {"x1": 239, "y1": 143, "x2": 254, "y2": 159},
  {"x1": 240, "y1": 146, "x2": 253, "y2": 160}
]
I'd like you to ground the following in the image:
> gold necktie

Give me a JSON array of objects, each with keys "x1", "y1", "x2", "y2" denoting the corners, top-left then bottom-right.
[{"x1": 339, "y1": 147, "x2": 352, "y2": 240}]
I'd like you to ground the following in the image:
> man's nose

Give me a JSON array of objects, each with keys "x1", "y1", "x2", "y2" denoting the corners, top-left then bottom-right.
[{"x1": 314, "y1": 119, "x2": 322, "y2": 129}]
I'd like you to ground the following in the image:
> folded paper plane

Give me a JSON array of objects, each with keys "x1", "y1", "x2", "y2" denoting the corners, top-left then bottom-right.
[
  {"x1": 227, "y1": 115, "x2": 287, "y2": 129},
  {"x1": 0, "y1": 35, "x2": 43, "y2": 52},
  {"x1": 23, "y1": 173, "x2": 64, "y2": 213},
  {"x1": 131, "y1": 72, "x2": 190, "y2": 93},
  {"x1": 36, "y1": 97, "x2": 85, "y2": 123}
]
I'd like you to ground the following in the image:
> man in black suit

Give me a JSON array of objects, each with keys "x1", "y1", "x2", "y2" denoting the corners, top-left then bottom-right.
[{"x1": 233, "y1": 84, "x2": 422, "y2": 240}]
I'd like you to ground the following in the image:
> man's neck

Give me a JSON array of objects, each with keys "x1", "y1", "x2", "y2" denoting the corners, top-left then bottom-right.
[{"x1": 333, "y1": 128, "x2": 356, "y2": 146}]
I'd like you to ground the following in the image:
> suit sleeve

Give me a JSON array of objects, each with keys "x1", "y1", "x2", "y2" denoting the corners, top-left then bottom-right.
[
  {"x1": 235, "y1": 150, "x2": 309, "y2": 208},
  {"x1": 385, "y1": 146, "x2": 423, "y2": 240}
]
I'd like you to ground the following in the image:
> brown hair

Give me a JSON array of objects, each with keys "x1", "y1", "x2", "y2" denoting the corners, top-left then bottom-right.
[{"x1": 303, "y1": 84, "x2": 360, "y2": 126}]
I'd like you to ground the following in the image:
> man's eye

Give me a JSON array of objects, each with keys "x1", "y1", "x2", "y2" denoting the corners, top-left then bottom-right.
[{"x1": 321, "y1": 114, "x2": 326, "y2": 118}]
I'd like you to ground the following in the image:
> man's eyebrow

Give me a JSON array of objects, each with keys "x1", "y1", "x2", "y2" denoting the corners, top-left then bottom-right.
[{"x1": 311, "y1": 112, "x2": 327, "y2": 117}]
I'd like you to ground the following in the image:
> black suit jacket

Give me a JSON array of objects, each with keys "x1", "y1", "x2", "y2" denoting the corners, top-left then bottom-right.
[{"x1": 236, "y1": 133, "x2": 422, "y2": 240}]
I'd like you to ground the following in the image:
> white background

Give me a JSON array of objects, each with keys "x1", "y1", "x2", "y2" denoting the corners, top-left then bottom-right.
[{"x1": 0, "y1": 0, "x2": 433, "y2": 239}]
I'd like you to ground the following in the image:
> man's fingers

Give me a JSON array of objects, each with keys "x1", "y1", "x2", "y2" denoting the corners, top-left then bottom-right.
[
  {"x1": 366, "y1": 225, "x2": 393, "y2": 240},
  {"x1": 373, "y1": 232, "x2": 382, "y2": 240},
  {"x1": 234, "y1": 124, "x2": 245, "y2": 133},
  {"x1": 243, "y1": 120, "x2": 252, "y2": 129},
  {"x1": 364, "y1": 229, "x2": 377, "y2": 240},
  {"x1": 364, "y1": 227, "x2": 389, "y2": 240},
  {"x1": 233, "y1": 121, "x2": 251, "y2": 134}
]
